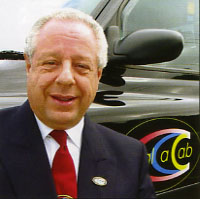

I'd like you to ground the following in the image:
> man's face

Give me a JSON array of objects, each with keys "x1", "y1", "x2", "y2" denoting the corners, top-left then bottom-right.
[{"x1": 25, "y1": 19, "x2": 102, "y2": 130}]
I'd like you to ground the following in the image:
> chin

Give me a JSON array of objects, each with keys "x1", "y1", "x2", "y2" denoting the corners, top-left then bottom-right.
[{"x1": 46, "y1": 112, "x2": 81, "y2": 130}]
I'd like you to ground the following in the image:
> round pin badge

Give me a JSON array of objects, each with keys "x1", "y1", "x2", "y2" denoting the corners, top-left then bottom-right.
[
  {"x1": 92, "y1": 176, "x2": 107, "y2": 186},
  {"x1": 57, "y1": 194, "x2": 73, "y2": 199}
]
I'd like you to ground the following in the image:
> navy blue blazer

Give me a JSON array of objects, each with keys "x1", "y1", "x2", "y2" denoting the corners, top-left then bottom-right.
[{"x1": 0, "y1": 101, "x2": 155, "y2": 199}]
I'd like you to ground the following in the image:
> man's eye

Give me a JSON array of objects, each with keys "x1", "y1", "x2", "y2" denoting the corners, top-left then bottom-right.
[
  {"x1": 45, "y1": 61, "x2": 57, "y2": 65},
  {"x1": 76, "y1": 64, "x2": 90, "y2": 70}
]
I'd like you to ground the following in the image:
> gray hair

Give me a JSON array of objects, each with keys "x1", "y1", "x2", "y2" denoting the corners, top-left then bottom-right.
[{"x1": 24, "y1": 8, "x2": 108, "y2": 68}]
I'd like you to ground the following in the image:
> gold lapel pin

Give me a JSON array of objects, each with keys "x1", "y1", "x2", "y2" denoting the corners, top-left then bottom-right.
[
  {"x1": 57, "y1": 194, "x2": 73, "y2": 199},
  {"x1": 92, "y1": 176, "x2": 107, "y2": 186}
]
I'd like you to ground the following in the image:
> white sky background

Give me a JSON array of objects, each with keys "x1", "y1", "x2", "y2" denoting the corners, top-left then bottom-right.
[{"x1": 0, "y1": 0, "x2": 69, "y2": 52}]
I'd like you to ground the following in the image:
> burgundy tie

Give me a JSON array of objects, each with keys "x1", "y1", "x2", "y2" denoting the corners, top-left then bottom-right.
[{"x1": 50, "y1": 130, "x2": 77, "y2": 199}]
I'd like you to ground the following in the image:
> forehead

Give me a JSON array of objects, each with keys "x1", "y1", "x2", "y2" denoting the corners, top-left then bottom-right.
[
  {"x1": 33, "y1": 19, "x2": 98, "y2": 63},
  {"x1": 38, "y1": 19, "x2": 97, "y2": 44}
]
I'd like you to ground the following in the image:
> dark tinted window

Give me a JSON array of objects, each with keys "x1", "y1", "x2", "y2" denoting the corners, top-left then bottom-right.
[{"x1": 121, "y1": 0, "x2": 199, "y2": 72}]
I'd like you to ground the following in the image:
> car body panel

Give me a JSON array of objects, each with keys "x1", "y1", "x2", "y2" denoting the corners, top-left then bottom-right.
[{"x1": 0, "y1": 0, "x2": 199, "y2": 198}]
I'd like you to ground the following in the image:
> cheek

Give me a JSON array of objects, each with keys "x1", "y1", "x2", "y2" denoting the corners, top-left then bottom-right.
[
  {"x1": 93, "y1": 73, "x2": 101, "y2": 90},
  {"x1": 75, "y1": 75, "x2": 91, "y2": 92},
  {"x1": 28, "y1": 72, "x2": 55, "y2": 91},
  {"x1": 81, "y1": 75, "x2": 100, "y2": 98},
  {"x1": 39, "y1": 74, "x2": 55, "y2": 89}
]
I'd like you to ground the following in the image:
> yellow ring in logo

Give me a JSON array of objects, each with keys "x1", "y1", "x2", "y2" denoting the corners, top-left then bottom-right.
[{"x1": 171, "y1": 133, "x2": 190, "y2": 171}]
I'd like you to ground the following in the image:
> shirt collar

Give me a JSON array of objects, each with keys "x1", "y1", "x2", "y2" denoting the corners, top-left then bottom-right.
[{"x1": 35, "y1": 115, "x2": 84, "y2": 148}]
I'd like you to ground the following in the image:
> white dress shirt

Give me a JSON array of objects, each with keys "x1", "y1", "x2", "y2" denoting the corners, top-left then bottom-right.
[{"x1": 35, "y1": 115, "x2": 84, "y2": 177}]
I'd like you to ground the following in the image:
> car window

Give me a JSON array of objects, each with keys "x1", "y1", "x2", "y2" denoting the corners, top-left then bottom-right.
[
  {"x1": 63, "y1": 0, "x2": 102, "y2": 14},
  {"x1": 0, "y1": 0, "x2": 101, "y2": 52},
  {"x1": 0, "y1": 0, "x2": 102, "y2": 109},
  {"x1": 121, "y1": 0, "x2": 199, "y2": 72}
]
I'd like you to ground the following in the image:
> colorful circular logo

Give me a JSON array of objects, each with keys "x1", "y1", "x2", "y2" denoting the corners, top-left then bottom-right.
[{"x1": 127, "y1": 118, "x2": 200, "y2": 192}]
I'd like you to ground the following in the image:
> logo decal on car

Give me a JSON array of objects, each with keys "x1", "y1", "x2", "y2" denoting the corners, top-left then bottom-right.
[
  {"x1": 127, "y1": 118, "x2": 200, "y2": 192},
  {"x1": 141, "y1": 129, "x2": 191, "y2": 182}
]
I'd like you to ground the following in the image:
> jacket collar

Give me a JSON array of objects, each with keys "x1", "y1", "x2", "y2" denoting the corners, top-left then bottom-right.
[
  {"x1": 1, "y1": 101, "x2": 57, "y2": 198},
  {"x1": 78, "y1": 116, "x2": 116, "y2": 198},
  {"x1": 1, "y1": 101, "x2": 116, "y2": 198}
]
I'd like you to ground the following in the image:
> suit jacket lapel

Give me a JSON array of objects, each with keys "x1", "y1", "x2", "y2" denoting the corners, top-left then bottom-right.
[
  {"x1": 78, "y1": 116, "x2": 117, "y2": 198},
  {"x1": 1, "y1": 101, "x2": 118, "y2": 198},
  {"x1": 1, "y1": 101, "x2": 57, "y2": 199}
]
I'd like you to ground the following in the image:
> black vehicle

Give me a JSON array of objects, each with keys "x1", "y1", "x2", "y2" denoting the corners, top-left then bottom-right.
[{"x1": 0, "y1": 0, "x2": 199, "y2": 198}]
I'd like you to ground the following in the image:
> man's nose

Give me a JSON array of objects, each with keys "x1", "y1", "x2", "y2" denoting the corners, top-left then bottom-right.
[{"x1": 55, "y1": 60, "x2": 75, "y2": 86}]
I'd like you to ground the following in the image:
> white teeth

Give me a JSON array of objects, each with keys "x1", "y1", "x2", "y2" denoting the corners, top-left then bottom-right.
[
  {"x1": 59, "y1": 98, "x2": 71, "y2": 101},
  {"x1": 52, "y1": 95, "x2": 75, "y2": 102},
  {"x1": 55, "y1": 97, "x2": 73, "y2": 101}
]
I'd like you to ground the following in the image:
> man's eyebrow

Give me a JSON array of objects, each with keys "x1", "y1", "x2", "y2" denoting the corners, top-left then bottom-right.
[
  {"x1": 36, "y1": 53, "x2": 95, "y2": 63},
  {"x1": 40, "y1": 51, "x2": 57, "y2": 56},
  {"x1": 37, "y1": 52, "x2": 60, "y2": 60},
  {"x1": 71, "y1": 55, "x2": 94, "y2": 62}
]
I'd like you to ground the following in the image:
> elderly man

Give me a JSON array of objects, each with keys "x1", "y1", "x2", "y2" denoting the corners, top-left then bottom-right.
[{"x1": 0, "y1": 8, "x2": 155, "y2": 199}]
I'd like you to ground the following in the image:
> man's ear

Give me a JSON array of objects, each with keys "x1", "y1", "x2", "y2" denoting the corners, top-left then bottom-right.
[
  {"x1": 97, "y1": 68, "x2": 103, "y2": 81},
  {"x1": 24, "y1": 53, "x2": 31, "y2": 74}
]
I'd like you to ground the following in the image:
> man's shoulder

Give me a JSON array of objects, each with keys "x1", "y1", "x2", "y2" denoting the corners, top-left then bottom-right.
[
  {"x1": 0, "y1": 105, "x2": 20, "y2": 119},
  {"x1": 87, "y1": 118, "x2": 143, "y2": 150},
  {"x1": 99, "y1": 122, "x2": 141, "y2": 143},
  {"x1": 0, "y1": 106, "x2": 21, "y2": 140},
  {"x1": 86, "y1": 120, "x2": 146, "y2": 164},
  {"x1": 0, "y1": 102, "x2": 31, "y2": 130}
]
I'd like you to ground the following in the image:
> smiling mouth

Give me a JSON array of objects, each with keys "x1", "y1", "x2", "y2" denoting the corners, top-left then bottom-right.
[{"x1": 51, "y1": 95, "x2": 77, "y2": 104}]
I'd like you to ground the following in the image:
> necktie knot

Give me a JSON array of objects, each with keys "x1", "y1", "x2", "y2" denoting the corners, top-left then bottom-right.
[{"x1": 50, "y1": 130, "x2": 67, "y2": 148}]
